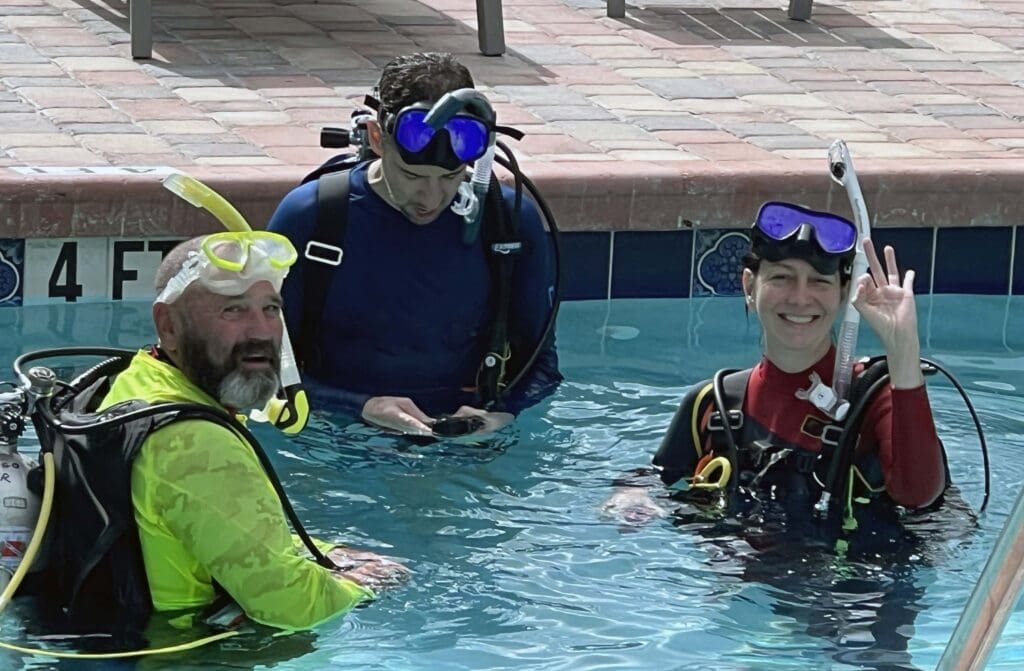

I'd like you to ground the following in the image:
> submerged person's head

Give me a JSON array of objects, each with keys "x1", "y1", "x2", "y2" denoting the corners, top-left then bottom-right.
[
  {"x1": 741, "y1": 202, "x2": 857, "y2": 367},
  {"x1": 367, "y1": 52, "x2": 489, "y2": 225},
  {"x1": 152, "y1": 234, "x2": 296, "y2": 410}
]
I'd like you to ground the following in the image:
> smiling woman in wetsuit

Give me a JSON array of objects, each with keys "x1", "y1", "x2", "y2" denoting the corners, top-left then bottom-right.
[{"x1": 606, "y1": 201, "x2": 946, "y2": 528}]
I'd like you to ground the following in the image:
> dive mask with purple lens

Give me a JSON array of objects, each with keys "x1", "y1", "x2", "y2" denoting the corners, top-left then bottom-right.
[
  {"x1": 383, "y1": 104, "x2": 491, "y2": 170},
  {"x1": 751, "y1": 201, "x2": 857, "y2": 276}
]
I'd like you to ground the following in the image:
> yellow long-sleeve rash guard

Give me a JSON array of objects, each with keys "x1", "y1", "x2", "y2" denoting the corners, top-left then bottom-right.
[{"x1": 99, "y1": 350, "x2": 372, "y2": 630}]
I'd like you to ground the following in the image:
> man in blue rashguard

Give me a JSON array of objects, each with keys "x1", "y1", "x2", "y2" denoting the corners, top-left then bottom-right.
[{"x1": 268, "y1": 52, "x2": 561, "y2": 436}]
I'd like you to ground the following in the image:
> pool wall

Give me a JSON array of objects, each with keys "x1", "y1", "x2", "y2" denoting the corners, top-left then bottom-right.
[{"x1": 0, "y1": 224, "x2": 1019, "y2": 307}]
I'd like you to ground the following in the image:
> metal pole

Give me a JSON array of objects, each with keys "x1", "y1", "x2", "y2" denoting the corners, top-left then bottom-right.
[
  {"x1": 937, "y1": 484, "x2": 1024, "y2": 670},
  {"x1": 130, "y1": 0, "x2": 153, "y2": 59},
  {"x1": 787, "y1": 0, "x2": 813, "y2": 21},
  {"x1": 476, "y1": 0, "x2": 505, "y2": 57}
]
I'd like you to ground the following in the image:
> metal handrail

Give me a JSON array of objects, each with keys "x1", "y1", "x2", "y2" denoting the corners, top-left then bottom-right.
[{"x1": 937, "y1": 484, "x2": 1024, "y2": 670}]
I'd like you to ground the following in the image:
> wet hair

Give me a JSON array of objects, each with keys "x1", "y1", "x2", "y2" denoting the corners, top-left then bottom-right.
[{"x1": 376, "y1": 52, "x2": 474, "y2": 114}]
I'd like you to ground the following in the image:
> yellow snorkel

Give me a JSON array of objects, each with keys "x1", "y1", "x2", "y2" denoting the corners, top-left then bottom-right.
[{"x1": 161, "y1": 173, "x2": 309, "y2": 435}]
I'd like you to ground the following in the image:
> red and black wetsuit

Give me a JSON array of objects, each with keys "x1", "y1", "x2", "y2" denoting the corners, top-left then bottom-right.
[{"x1": 654, "y1": 347, "x2": 946, "y2": 511}]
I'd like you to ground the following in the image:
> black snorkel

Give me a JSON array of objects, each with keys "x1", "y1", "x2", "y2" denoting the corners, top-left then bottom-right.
[
  {"x1": 424, "y1": 89, "x2": 498, "y2": 246},
  {"x1": 424, "y1": 89, "x2": 562, "y2": 410}
]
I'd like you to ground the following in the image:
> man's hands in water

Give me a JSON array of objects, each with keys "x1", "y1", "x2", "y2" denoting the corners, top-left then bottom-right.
[
  {"x1": 600, "y1": 487, "x2": 667, "y2": 527},
  {"x1": 328, "y1": 546, "x2": 410, "y2": 591},
  {"x1": 361, "y1": 396, "x2": 434, "y2": 435},
  {"x1": 361, "y1": 398, "x2": 509, "y2": 437}
]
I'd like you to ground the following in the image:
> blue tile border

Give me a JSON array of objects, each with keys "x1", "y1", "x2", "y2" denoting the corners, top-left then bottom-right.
[
  {"x1": 934, "y1": 226, "x2": 1012, "y2": 294},
  {"x1": 559, "y1": 232, "x2": 610, "y2": 300},
  {"x1": 693, "y1": 230, "x2": 748, "y2": 297},
  {"x1": 0, "y1": 239, "x2": 25, "y2": 307},
  {"x1": 1013, "y1": 227, "x2": 1023, "y2": 296},
  {"x1": 0, "y1": 228, "x2": 1019, "y2": 308},
  {"x1": 870, "y1": 228, "x2": 933, "y2": 296},
  {"x1": 611, "y1": 230, "x2": 692, "y2": 298}
]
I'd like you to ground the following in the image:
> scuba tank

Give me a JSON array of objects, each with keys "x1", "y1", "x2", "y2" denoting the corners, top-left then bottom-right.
[
  {"x1": 0, "y1": 431, "x2": 41, "y2": 590},
  {"x1": 0, "y1": 377, "x2": 50, "y2": 590},
  {"x1": 0, "y1": 366, "x2": 56, "y2": 598}
]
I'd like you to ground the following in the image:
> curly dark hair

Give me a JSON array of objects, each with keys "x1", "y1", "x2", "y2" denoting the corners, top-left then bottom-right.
[{"x1": 376, "y1": 52, "x2": 474, "y2": 114}]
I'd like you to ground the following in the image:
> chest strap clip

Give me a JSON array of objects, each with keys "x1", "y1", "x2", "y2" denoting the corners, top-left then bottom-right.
[{"x1": 708, "y1": 409, "x2": 743, "y2": 432}]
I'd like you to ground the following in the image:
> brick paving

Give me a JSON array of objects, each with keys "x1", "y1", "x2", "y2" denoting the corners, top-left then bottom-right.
[{"x1": 2, "y1": 0, "x2": 1024, "y2": 235}]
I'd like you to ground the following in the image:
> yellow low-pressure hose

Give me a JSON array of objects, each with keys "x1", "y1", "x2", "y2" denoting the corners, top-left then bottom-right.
[{"x1": 0, "y1": 631, "x2": 239, "y2": 659}]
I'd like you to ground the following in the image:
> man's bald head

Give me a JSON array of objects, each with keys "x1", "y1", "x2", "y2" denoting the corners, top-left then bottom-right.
[{"x1": 154, "y1": 236, "x2": 205, "y2": 300}]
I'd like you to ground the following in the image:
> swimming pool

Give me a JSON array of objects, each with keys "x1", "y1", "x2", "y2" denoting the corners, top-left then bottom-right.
[{"x1": 0, "y1": 294, "x2": 1021, "y2": 670}]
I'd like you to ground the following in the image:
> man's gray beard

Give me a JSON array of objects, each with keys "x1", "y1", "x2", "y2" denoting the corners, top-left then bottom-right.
[
  {"x1": 217, "y1": 367, "x2": 279, "y2": 411},
  {"x1": 175, "y1": 322, "x2": 282, "y2": 411}
]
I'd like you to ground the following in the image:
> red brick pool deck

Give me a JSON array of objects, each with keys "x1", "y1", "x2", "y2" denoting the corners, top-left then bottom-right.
[{"x1": 2, "y1": 0, "x2": 1024, "y2": 237}]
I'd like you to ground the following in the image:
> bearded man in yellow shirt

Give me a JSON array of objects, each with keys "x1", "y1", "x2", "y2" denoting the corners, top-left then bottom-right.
[{"x1": 99, "y1": 232, "x2": 407, "y2": 631}]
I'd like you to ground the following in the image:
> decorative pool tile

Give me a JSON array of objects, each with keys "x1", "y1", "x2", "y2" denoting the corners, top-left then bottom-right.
[
  {"x1": 693, "y1": 229, "x2": 748, "y2": 297},
  {"x1": 0, "y1": 239, "x2": 25, "y2": 307}
]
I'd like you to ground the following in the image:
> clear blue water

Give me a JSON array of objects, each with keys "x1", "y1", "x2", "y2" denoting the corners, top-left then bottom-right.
[{"x1": 0, "y1": 295, "x2": 1022, "y2": 670}]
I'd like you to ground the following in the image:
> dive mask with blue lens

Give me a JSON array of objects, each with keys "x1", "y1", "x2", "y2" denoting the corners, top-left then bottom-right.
[
  {"x1": 382, "y1": 103, "x2": 492, "y2": 170},
  {"x1": 751, "y1": 201, "x2": 857, "y2": 276}
]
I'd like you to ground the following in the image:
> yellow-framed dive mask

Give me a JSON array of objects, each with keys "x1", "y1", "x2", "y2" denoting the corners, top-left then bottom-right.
[{"x1": 154, "y1": 231, "x2": 297, "y2": 305}]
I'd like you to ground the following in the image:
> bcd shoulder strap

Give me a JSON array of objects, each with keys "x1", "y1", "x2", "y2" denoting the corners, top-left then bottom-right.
[
  {"x1": 297, "y1": 168, "x2": 351, "y2": 369},
  {"x1": 706, "y1": 368, "x2": 752, "y2": 434}
]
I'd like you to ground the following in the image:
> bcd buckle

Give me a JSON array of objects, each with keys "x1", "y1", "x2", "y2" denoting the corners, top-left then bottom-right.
[{"x1": 708, "y1": 410, "x2": 743, "y2": 432}]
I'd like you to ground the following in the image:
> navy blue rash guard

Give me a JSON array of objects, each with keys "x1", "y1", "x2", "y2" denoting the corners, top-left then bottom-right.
[{"x1": 268, "y1": 161, "x2": 562, "y2": 417}]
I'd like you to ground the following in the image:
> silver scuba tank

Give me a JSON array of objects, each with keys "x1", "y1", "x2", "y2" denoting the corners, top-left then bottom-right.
[{"x1": 0, "y1": 387, "x2": 42, "y2": 589}]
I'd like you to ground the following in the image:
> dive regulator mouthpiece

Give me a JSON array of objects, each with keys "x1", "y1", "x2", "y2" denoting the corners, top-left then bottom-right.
[{"x1": 828, "y1": 142, "x2": 848, "y2": 183}]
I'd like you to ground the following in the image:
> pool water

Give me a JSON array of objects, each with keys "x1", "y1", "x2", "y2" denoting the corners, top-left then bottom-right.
[{"x1": 0, "y1": 295, "x2": 1022, "y2": 670}]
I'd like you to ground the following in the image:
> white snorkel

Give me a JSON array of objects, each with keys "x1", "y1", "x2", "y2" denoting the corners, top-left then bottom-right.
[
  {"x1": 161, "y1": 173, "x2": 309, "y2": 435},
  {"x1": 826, "y1": 140, "x2": 872, "y2": 418},
  {"x1": 805, "y1": 140, "x2": 873, "y2": 518}
]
